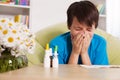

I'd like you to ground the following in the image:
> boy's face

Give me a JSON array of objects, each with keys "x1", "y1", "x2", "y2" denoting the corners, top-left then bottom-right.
[{"x1": 69, "y1": 17, "x2": 95, "y2": 40}]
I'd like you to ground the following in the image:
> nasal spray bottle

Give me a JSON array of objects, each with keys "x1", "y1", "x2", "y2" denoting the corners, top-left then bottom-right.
[
  {"x1": 53, "y1": 46, "x2": 59, "y2": 68},
  {"x1": 49, "y1": 48, "x2": 53, "y2": 68},
  {"x1": 44, "y1": 43, "x2": 50, "y2": 68}
]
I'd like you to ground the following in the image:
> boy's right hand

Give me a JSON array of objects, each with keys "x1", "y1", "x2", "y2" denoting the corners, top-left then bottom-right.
[{"x1": 71, "y1": 33, "x2": 84, "y2": 55}]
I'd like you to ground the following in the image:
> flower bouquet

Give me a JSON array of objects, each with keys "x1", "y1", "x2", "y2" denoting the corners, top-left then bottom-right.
[{"x1": 0, "y1": 18, "x2": 35, "y2": 73}]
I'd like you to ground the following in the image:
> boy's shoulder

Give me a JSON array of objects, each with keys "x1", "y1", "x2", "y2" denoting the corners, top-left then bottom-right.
[{"x1": 93, "y1": 34, "x2": 106, "y2": 43}]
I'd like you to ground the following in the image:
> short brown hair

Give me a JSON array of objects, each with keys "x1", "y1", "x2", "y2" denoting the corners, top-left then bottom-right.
[{"x1": 67, "y1": 1, "x2": 99, "y2": 29}]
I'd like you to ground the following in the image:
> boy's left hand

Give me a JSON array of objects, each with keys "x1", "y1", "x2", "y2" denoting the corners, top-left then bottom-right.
[{"x1": 80, "y1": 32, "x2": 92, "y2": 54}]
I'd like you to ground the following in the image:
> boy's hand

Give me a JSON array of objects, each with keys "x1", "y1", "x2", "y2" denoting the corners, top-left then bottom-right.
[
  {"x1": 81, "y1": 32, "x2": 92, "y2": 54},
  {"x1": 71, "y1": 33, "x2": 84, "y2": 55}
]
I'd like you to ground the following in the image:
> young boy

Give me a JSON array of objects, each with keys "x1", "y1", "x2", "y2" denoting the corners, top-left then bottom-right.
[{"x1": 50, "y1": 1, "x2": 109, "y2": 65}]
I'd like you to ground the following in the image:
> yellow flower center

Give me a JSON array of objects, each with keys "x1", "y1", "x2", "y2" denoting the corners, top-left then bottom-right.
[
  {"x1": 26, "y1": 43, "x2": 30, "y2": 47},
  {"x1": 12, "y1": 30, "x2": 17, "y2": 34},
  {"x1": 0, "y1": 26, "x2": 2, "y2": 30},
  {"x1": 3, "y1": 30, "x2": 8, "y2": 35},
  {"x1": 8, "y1": 37, "x2": 14, "y2": 43},
  {"x1": 24, "y1": 30, "x2": 28, "y2": 32},
  {"x1": 20, "y1": 42, "x2": 23, "y2": 44},
  {"x1": 8, "y1": 23, "x2": 13, "y2": 26},
  {"x1": 25, "y1": 39, "x2": 28, "y2": 42},
  {"x1": 1, "y1": 19, "x2": 5, "y2": 23},
  {"x1": 17, "y1": 37, "x2": 20, "y2": 40}
]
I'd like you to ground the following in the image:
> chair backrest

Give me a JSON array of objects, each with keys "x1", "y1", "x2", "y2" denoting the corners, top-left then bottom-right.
[
  {"x1": 95, "y1": 29, "x2": 120, "y2": 65},
  {"x1": 35, "y1": 23, "x2": 69, "y2": 48},
  {"x1": 35, "y1": 23, "x2": 120, "y2": 65}
]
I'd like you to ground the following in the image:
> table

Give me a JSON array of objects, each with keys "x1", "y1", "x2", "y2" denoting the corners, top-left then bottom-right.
[{"x1": 0, "y1": 64, "x2": 120, "y2": 80}]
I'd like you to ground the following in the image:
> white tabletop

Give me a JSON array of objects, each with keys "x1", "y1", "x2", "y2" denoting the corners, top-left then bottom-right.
[{"x1": 0, "y1": 64, "x2": 120, "y2": 80}]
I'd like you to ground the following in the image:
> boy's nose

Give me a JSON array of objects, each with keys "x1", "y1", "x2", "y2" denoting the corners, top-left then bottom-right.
[{"x1": 82, "y1": 30, "x2": 86, "y2": 34}]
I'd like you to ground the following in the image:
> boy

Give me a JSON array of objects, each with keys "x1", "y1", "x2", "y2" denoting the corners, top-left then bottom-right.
[{"x1": 50, "y1": 1, "x2": 109, "y2": 65}]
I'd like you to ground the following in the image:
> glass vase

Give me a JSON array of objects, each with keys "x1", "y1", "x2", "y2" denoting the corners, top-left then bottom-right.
[{"x1": 0, "y1": 54, "x2": 28, "y2": 73}]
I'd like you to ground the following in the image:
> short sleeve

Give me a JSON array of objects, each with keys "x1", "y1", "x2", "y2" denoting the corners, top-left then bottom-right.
[
  {"x1": 93, "y1": 39, "x2": 109, "y2": 65},
  {"x1": 49, "y1": 38, "x2": 65, "y2": 64}
]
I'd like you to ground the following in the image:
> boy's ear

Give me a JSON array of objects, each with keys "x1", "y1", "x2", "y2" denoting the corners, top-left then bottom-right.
[
  {"x1": 68, "y1": 26, "x2": 71, "y2": 30},
  {"x1": 92, "y1": 23, "x2": 96, "y2": 29}
]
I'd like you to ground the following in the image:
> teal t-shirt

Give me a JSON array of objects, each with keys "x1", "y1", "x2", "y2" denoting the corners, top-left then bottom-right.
[{"x1": 50, "y1": 32, "x2": 109, "y2": 65}]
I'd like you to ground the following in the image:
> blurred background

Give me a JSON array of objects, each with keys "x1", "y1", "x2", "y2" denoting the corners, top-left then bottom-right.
[{"x1": 0, "y1": 0, "x2": 120, "y2": 38}]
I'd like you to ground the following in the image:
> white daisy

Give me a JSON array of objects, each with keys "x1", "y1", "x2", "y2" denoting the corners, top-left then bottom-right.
[
  {"x1": 0, "y1": 18, "x2": 9, "y2": 23},
  {"x1": 3, "y1": 33, "x2": 17, "y2": 48},
  {"x1": 0, "y1": 18, "x2": 35, "y2": 55}
]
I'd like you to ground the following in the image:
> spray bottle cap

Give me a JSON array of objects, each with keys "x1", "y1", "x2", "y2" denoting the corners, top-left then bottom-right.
[
  {"x1": 54, "y1": 46, "x2": 58, "y2": 52},
  {"x1": 46, "y1": 43, "x2": 49, "y2": 50},
  {"x1": 54, "y1": 45, "x2": 58, "y2": 55},
  {"x1": 49, "y1": 48, "x2": 53, "y2": 56}
]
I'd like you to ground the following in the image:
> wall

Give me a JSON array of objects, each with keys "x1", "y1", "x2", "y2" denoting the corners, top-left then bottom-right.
[
  {"x1": 31, "y1": 0, "x2": 120, "y2": 38},
  {"x1": 30, "y1": 0, "x2": 80, "y2": 33},
  {"x1": 106, "y1": 0, "x2": 120, "y2": 38}
]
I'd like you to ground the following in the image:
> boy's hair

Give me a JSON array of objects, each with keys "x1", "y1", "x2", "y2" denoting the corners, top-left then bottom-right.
[{"x1": 67, "y1": 1, "x2": 99, "y2": 29}]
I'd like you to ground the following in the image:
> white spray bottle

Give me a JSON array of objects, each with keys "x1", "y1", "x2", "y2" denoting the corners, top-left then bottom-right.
[
  {"x1": 53, "y1": 46, "x2": 59, "y2": 68},
  {"x1": 44, "y1": 43, "x2": 50, "y2": 68},
  {"x1": 49, "y1": 48, "x2": 53, "y2": 68}
]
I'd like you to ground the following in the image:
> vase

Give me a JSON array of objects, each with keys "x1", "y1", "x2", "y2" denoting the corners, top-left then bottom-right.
[{"x1": 0, "y1": 54, "x2": 28, "y2": 73}]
